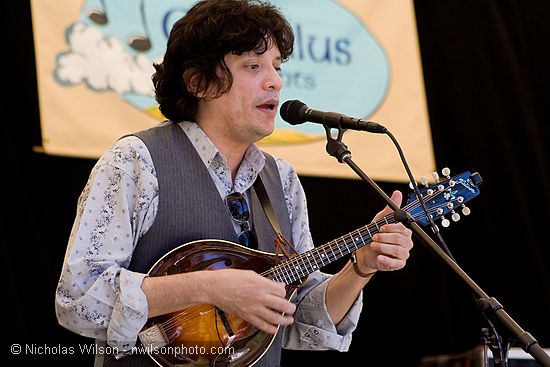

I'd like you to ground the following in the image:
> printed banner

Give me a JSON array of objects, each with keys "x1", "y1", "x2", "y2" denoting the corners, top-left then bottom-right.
[{"x1": 31, "y1": 0, "x2": 434, "y2": 182}]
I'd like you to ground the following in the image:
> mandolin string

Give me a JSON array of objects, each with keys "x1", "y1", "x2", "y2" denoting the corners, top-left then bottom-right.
[
  {"x1": 278, "y1": 186, "x2": 449, "y2": 279},
  {"x1": 156, "y1": 187, "x2": 455, "y2": 336},
  {"x1": 160, "y1": 308, "x2": 211, "y2": 330},
  {"x1": 159, "y1": 305, "x2": 243, "y2": 339},
  {"x1": 261, "y1": 188, "x2": 450, "y2": 282},
  {"x1": 158, "y1": 305, "x2": 217, "y2": 335},
  {"x1": 267, "y1": 195, "x2": 419, "y2": 281},
  {"x1": 265, "y1": 214, "x2": 392, "y2": 282}
]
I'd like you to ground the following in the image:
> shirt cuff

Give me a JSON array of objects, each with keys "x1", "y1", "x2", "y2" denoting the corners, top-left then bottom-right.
[
  {"x1": 284, "y1": 276, "x2": 363, "y2": 351},
  {"x1": 106, "y1": 269, "x2": 149, "y2": 350}
]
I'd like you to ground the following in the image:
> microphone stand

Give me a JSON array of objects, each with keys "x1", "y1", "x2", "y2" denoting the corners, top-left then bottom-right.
[{"x1": 322, "y1": 125, "x2": 550, "y2": 367}]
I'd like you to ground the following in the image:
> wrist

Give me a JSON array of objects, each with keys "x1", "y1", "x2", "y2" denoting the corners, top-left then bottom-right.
[{"x1": 350, "y1": 252, "x2": 377, "y2": 278}]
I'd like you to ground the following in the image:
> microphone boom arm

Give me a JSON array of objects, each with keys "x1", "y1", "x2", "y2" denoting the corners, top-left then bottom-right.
[{"x1": 321, "y1": 123, "x2": 550, "y2": 367}]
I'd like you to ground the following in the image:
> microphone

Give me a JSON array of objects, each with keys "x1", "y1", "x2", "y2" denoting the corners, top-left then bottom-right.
[{"x1": 279, "y1": 99, "x2": 387, "y2": 134}]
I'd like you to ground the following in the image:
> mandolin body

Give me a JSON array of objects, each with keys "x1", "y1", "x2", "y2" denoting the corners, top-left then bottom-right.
[{"x1": 140, "y1": 239, "x2": 297, "y2": 367}]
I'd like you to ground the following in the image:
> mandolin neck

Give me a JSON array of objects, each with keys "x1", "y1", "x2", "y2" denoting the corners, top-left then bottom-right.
[
  {"x1": 260, "y1": 170, "x2": 482, "y2": 285},
  {"x1": 262, "y1": 214, "x2": 396, "y2": 284}
]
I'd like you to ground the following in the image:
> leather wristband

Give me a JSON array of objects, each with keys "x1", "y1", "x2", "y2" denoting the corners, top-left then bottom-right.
[{"x1": 351, "y1": 252, "x2": 377, "y2": 278}]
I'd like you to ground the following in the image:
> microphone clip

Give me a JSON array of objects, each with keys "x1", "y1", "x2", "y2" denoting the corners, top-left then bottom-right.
[{"x1": 323, "y1": 124, "x2": 351, "y2": 163}]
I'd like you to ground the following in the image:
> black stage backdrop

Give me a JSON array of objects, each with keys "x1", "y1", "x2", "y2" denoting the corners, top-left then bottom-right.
[{"x1": 3, "y1": 1, "x2": 549, "y2": 366}]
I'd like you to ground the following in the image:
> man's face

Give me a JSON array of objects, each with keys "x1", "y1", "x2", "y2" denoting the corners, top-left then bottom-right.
[{"x1": 198, "y1": 43, "x2": 283, "y2": 146}]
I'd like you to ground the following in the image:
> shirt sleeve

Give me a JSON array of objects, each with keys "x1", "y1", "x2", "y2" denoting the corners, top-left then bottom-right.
[
  {"x1": 275, "y1": 157, "x2": 363, "y2": 351},
  {"x1": 55, "y1": 136, "x2": 158, "y2": 351}
]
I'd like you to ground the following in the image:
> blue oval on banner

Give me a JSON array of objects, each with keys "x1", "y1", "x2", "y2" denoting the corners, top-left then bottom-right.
[
  {"x1": 274, "y1": 1, "x2": 390, "y2": 140},
  {"x1": 61, "y1": 0, "x2": 389, "y2": 144}
]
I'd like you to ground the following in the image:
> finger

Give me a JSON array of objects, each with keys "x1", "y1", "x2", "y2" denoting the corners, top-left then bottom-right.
[
  {"x1": 390, "y1": 190, "x2": 403, "y2": 206},
  {"x1": 373, "y1": 232, "x2": 414, "y2": 250},
  {"x1": 257, "y1": 307, "x2": 294, "y2": 328},
  {"x1": 251, "y1": 273, "x2": 288, "y2": 297},
  {"x1": 265, "y1": 279, "x2": 288, "y2": 298},
  {"x1": 264, "y1": 294, "x2": 296, "y2": 316},
  {"x1": 379, "y1": 223, "x2": 413, "y2": 237},
  {"x1": 371, "y1": 242, "x2": 411, "y2": 260},
  {"x1": 373, "y1": 191, "x2": 403, "y2": 221},
  {"x1": 246, "y1": 315, "x2": 280, "y2": 335}
]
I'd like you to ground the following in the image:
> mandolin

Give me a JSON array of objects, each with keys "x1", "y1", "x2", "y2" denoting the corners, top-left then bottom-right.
[{"x1": 137, "y1": 170, "x2": 482, "y2": 366}]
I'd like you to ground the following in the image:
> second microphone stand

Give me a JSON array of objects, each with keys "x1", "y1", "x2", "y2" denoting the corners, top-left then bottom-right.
[{"x1": 322, "y1": 124, "x2": 549, "y2": 367}]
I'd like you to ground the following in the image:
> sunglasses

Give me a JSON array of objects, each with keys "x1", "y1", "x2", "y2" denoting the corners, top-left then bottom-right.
[{"x1": 225, "y1": 192, "x2": 256, "y2": 247}]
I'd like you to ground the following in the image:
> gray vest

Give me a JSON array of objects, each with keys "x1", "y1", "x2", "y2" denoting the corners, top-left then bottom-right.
[{"x1": 102, "y1": 121, "x2": 292, "y2": 367}]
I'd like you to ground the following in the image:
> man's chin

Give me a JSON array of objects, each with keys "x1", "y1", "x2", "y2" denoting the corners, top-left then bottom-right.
[{"x1": 254, "y1": 123, "x2": 275, "y2": 141}]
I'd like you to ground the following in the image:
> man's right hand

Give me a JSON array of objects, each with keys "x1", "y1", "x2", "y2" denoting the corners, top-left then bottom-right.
[{"x1": 204, "y1": 268, "x2": 296, "y2": 334}]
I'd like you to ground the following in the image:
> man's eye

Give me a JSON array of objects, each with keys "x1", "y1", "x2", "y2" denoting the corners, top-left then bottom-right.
[{"x1": 249, "y1": 64, "x2": 259, "y2": 70}]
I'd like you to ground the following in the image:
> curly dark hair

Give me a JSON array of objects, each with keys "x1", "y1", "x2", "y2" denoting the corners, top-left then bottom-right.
[{"x1": 152, "y1": 0, "x2": 294, "y2": 122}]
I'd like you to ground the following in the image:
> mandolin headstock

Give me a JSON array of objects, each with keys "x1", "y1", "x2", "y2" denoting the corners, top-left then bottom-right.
[{"x1": 406, "y1": 168, "x2": 482, "y2": 227}]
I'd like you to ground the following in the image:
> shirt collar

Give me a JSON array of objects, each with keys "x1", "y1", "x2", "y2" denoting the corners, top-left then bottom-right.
[{"x1": 178, "y1": 121, "x2": 266, "y2": 192}]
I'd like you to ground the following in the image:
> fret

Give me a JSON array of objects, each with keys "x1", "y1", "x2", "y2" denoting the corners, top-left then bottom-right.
[
  {"x1": 271, "y1": 264, "x2": 282, "y2": 282},
  {"x1": 356, "y1": 229, "x2": 365, "y2": 250},
  {"x1": 283, "y1": 258, "x2": 294, "y2": 280},
  {"x1": 365, "y1": 224, "x2": 373, "y2": 238},
  {"x1": 316, "y1": 247, "x2": 328, "y2": 267},
  {"x1": 336, "y1": 236, "x2": 345, "y2": 257},
  {"x1": 347, "y1": 233, "x2": 357, "y2": 254},
  {"x1": 309, "y1": 248, "x2": 319, "y2": 268},
  {"x1": 283, "y1": 259, "x2": 295, "y2": 280},
  {"x1": 328, "y1": 242, "x2": 337, "y2": 262},
  {"x1": 269, "y1": 269, "x2": 281, "y2": 282},
  {"x1": 302, "y1": 254, "x2": 314, "y2": 278},
  {"x1": 283, "y1": 264, "x2": 294, "y2": 283},
  {"x1": 273, "y1": 265, "x2": 286, "y2": 283},
  {"x1": 294, "y1": 256, "x2": 306, "y2": 278},
  {"x1": 282, "y1": 259, "x2": 297, "y2": 282},
  {"x1": 305, "y1": 251, "x2": 317, "y2": 272}
]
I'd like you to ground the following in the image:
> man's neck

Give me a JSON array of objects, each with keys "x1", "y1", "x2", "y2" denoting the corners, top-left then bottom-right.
[
  {"x1": 197, "y1": 122, "x2": 250, "y2": 182},
  {"x1": 218, "y1": 140, "x2": 248, "y2": 182}
]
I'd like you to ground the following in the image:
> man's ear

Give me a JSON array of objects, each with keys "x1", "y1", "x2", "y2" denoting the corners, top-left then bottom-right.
[{"x1": 183, "y1": 69, "x2": 206, "y2": 98}]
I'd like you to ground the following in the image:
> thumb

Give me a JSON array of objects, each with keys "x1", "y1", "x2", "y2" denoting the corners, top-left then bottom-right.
[{"x1": 373, "y1": 190, "x2": 403, "y2": 222}]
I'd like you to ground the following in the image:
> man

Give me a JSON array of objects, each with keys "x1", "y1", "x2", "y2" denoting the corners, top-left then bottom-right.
[{"x1": 55, "y1": 1, "x2": 414, "y2": 366}]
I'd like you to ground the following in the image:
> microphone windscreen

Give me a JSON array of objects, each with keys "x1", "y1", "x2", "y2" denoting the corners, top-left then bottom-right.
[{"x1": 280, "y1": 100, "x2": 307, "y2": 124}]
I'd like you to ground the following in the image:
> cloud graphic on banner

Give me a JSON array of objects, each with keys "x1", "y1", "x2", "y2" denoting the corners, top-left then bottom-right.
[
  {"x1": 55, "y1": 22, "x2": 155, "y2": 96},
  {"x1": 53, "y1": 0, "x2": 389, "y2": 144}
]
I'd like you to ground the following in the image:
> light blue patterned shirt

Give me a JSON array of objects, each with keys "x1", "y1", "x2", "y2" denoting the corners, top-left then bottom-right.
[{"x1": 55, "y1": 121, "x2": 363, "y2": 356}]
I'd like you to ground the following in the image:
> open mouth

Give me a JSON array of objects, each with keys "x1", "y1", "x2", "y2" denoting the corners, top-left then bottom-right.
[{"x1": 258, "y1": 103, "x2": 276, "y2": 110}]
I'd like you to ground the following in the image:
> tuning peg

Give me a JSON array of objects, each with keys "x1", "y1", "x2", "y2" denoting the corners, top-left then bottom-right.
[
  {"x1": 432, "y1": 171, "x2": 440, "y2": 182},
  {"x1": 461, "y1": 205, "x2": 471, "y2": 216},
  {"x1": 441, "y1": 216, "x2": 450, "y2": 227},
  {"x1": 409, "y1": 181, "x2": 416, "y2": 190},
  {"x1": 441, "y1": 167, "x2": 451, "y2": 178},
  {"x1": 451, "y1": 210, "x2": 460, "y2": 222},
  {"x1": 420, "y1": 176, "x2": 429, "y2": 187}
]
